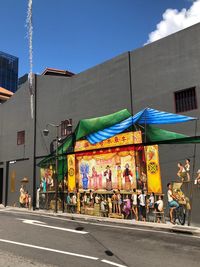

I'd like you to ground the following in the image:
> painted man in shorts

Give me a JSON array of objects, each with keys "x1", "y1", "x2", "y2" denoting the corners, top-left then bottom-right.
[{"x1": 167, "y1": 183, "x2": 179, "y2": 224}]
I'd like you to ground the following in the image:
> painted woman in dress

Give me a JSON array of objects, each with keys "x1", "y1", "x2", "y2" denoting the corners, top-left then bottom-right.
[
  {"x1": 123, "y1": 195, "x2": 131, "y2": 219},
  {"x1": 92, "y1": 167, "x2": 98, "y2": 190},
  {"x1": 185, "y1": 159, "x2": 190, "y2": 181},
  {"x1": 141, "y1": 171, "x2": 147, "y2": 191},
  {"x1": 41, "y1": 177, "x2": 47, "y2": 192},
  {"x1": 123, "y1": 164, "x2": 133, "y2": 191},
  {"x1": 104, "y1": 165, "x2": 112, "y2": 191}
]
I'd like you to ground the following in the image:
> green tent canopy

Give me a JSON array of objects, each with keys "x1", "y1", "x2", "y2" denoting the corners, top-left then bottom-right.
[
  {"x1": 57, "y1": 135, "x2": 73, "y2": 156},
  {"x1": 38, "y1": 109, "x2": 199, "y2": 170},
  {"x1": 139, "y1": 125, "x2": 200, "y2": 145},
  {"x1": 75, "y1": 109, "x2": 131, "y2": 141},
  {"x1": 58, "y1": 158, "x2": 67, "y2": 181},
  {"x1": 144, "y1": 125, "x2": 189, "y2": 142},
  {"x1": 37, "y1": 154, "x2": 55, "y2": 168},
  {"x1": 38, "y1": 109, "x2": 131, "y2": 168}
]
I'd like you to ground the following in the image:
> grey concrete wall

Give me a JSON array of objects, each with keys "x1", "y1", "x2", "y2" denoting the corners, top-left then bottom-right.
[
  {"x1": 130, "y1": 23, "x2": 200, "y2": 223},
  {"x1": 7, "y1": 159, "x2": 32, "y2": 206},
  {"x1": 0, "y1": 52, "x2": 133, "y2": 206},
  {"x1": 0, "y1": 81, "x2": 35, "y2": 206},
  {"x1": 35, "y1": 52, "x2": 132, "y2": 157},
  {"x1": 130, "y1": 23, "x2": 200, "y2": 119},
  {"x1": 0, "y1": 83, "x2": 34, "y2": 162}
]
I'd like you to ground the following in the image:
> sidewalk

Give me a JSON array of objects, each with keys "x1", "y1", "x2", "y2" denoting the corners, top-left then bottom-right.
[{"x1": 2, "y1": 206, "x2": 200, "y2": 236}]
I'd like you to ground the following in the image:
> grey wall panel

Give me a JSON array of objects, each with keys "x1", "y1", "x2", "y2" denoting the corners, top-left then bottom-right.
[
  {"x1": 7, "y1": 159, "x2": 32, "y2": 207},
  {"x1": 129, "y1": 23, "x2": 200, "y2": 224},
  {"x1": 35, "y1": 53, "x2": 132, "y2": 156},
  {"x1": 130, "y1": 24, "x2": 200, "y2": 127},
  {"x1": 0, "y1": 83, "x2": 33, "y2": 162}
]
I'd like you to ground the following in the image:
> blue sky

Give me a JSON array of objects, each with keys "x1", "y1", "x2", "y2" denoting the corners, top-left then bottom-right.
[{"x1": 0, "y1": 0, "x2": 195, "y2": 77}]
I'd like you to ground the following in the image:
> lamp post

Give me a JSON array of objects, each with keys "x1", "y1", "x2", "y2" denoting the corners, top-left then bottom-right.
[{"x1": 43, "y1": 120, "x2": 72, "y2": 213}]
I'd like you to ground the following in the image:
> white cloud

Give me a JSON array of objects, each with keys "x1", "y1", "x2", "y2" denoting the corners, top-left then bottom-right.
[{"x1": 146, "y1": 0, "x2": 200, "y2": 44}]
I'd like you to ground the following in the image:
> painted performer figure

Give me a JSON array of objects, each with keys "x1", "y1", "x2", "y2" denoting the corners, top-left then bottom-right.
[
  {"x1": 91, "y1": 167, "x2": 98, "y2": 190},
  {"x1": 177, "y1": 162, "x2": 187, "y2": 182},
  {"x1": 19, "y1": 184, "x2": 25, "y2": 207},
  {"x1": 80, "y1": 163, "x2": 89, "y2": 190},
  {"x1": 117, "y1": 165, "x2": 122, "y2": 190},
  {"x1": 104, "y1": 165, "x2": 112, "y2": 191},
  {"x1": 123, "y1": 163, "x2": 133, "y2": 191}
]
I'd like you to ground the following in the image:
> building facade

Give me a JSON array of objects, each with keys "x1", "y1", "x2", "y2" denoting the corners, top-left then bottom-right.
[
  {"x1": 0, "y1": 51, "x2": 18, "y2": 93},
  {"x1": 0, "y1": 87, "x2": 13, "y2": 103},
  {"x1": 0, "y1": 23, "x2": 200, "y2": 223}
]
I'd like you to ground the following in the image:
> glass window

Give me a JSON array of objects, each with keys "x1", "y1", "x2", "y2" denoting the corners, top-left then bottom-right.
[
  {"x1": 174, "y1": 87, "x2": 197, "y2": 113},
  {"x1": 17, "y1": 131, "x2": 25, "y2": 145},
  {"x1": 61, "y1": 119, "x2": 72, "y2": 137}
]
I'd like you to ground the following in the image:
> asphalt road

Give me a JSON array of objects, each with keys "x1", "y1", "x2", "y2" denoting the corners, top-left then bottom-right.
[{"x1": 0, "y1": 209, "x2": 199, "y2": 267}]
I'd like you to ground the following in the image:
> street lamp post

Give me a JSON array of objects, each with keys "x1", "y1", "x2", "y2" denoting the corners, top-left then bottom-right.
[
  {"x1": 55, "y1": 124, "x2": 59, "y2": 213},
  {"x1": 43, "y1": 120, "x2": 72, "y2": 213}
]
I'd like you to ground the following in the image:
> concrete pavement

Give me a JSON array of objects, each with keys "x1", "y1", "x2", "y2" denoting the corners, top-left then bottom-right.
[{"x1": 0, "y1": 249, "x2": 55, "y2": 267}]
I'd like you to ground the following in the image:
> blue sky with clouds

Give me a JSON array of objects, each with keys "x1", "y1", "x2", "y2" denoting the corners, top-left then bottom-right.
[{"x1": 0, "y1": 0, "x2": 198, "y2": 77}]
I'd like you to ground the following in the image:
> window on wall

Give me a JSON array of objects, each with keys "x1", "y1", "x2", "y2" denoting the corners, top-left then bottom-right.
[
  {"x1": 61, "y1": 119, "x2": 72, "y2": 137},
  {"x1": 17, "y1": 131, "x2": 25, "y2": 145},
  {"x1": 174, "y1": 87, "x2": 197, "y2": 113}
]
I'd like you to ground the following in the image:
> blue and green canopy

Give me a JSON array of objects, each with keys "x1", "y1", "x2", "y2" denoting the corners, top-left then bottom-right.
[
  {"x1": 87, "y1": 108, "x2": 196, "y2": 144},
  {"x1": 38, "y1": 107, "x2": 198, "y2": 171}
]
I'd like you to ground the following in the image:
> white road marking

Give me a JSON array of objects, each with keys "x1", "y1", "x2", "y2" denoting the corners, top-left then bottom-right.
[
  {"x1": 0, "y1": 239, "x2": 99, "y2": 261},
  {"x1": 1, "y1": 209, "x2": 199, "y2": 239},
  {"x1": 101, "y1": 259, "x2": 127, "y2": 267},
  {"x1": 0, "y1": 238, "x2": 98, "y2": 260},
  {"x1": 0, "y1": 238, "x2": 128, "y2": 267},
  {"x1": 24, "y1": 214, "x2": 199, "y2": 239},
  {"x1": 17, "y1": 218, "x2": 88, "y2": 234},
  {"x1": 18, "y1": 219, "x2": 46, "y2": 224}
]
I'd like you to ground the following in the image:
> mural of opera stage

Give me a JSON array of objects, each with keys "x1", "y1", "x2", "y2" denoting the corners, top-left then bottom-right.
[{"x1": 38, "y1": 108, "x2": 197, "y2": 221}]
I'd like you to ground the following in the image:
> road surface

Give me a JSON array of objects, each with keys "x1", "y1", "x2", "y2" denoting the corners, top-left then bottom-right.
[{"x1": 0, "y1": 209, "x2": 199, "y2": 267}]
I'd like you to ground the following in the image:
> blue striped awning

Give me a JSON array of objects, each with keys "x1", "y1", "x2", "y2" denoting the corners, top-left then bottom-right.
[{"x1": 87, "y1": 108, "x2": 197, "y2": 144}]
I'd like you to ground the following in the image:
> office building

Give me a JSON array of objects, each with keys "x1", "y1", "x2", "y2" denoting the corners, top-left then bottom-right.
[{"x1": 0, "y1": 51, "x2": 18, "y2": 93}]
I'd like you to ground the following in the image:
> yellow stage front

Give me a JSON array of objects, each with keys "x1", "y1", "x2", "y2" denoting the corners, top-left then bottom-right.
[{"x1": 66, "y1": 131, "x2": 162, "y2": 194}]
